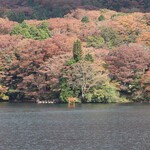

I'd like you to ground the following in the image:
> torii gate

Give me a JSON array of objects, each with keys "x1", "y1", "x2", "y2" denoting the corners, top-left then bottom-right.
[{"x1": 68, "y1": 97, "x2": 77, "y2": 108}]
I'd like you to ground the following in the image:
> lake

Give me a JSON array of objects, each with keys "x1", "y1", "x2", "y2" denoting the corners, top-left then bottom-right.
[{"x1": 0, "y1": 103, "x2": 150, "y2": 150}]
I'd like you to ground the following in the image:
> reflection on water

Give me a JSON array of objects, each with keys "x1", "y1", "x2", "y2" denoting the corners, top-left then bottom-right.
[{"x1": 0, "y1": 103, "x2": 150, "y2": 150}]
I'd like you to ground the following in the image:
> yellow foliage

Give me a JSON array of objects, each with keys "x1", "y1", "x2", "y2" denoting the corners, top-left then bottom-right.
[
  {"x1": 0, "y1": 94, "x2": 9, "y2": 100},
  {"x1": 113, "y1": 15, "x2": 147, "y2": 36},
  {"x1": 0, "y1": 85, "x2": 9, "y2": 100},
  {"x1": 136, "y1": 31, "x2": 150, "y2": 46}
]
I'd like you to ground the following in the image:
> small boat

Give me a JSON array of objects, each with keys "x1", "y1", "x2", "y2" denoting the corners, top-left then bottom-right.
[{"x1": 36, "y1": 99, "x2": 54, "y2": 104}]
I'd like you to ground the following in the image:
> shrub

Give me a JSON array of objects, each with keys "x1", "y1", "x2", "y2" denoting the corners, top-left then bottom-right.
[
  {"x1": 81, "y1": 16, "x2": 89, "y2": 23},
  {"x1": 84, "y1": 53, "x2": 94, "y2": 62},
  {"x1": 66, "y1": 58, "x2": 76, "y2": 66},
  {"x1": 111, "y1": 13, "x2": 126, "y2": 20},
  {"x1": 98, "y1": 15, "x2": 105, "y2": 21},
  {"x1": 0, "y1": 85, "x2": 9, "y2": 101},
  {"x1": 86, "y1": 36, "x2": 105, "y2": 48},
  {"x1": 99, "y1": 9, "x2": 109, "y2": 14}
]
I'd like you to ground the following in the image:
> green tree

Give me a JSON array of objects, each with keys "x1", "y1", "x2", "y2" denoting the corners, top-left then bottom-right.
[
  {"x1": 100, "y1": 27, "x2": 122, "y2": 48},
  {"x1": 66, "y1": 58, "x2": 76, "y2": 66},
  {"x1": 0, "y1": 85, "x2": 9, "y2": 101},
  {"x1": 61, "y1": 59, "x2": 122, "y2": 103},
  {"x1": 87, "y1": 36, "x2": 105, "y2": 48},
  {"x1": 6, "y1": 11, "x2": 26, "y2": 23},
  {"x1": 84, "y1": 53, "x2": 94, "y2": 62},
  {"x1": 81, "y1": 16, "x2": 89, "y2": 23},
  {"x1": 98, "y1": 15, "x2": 105, "y2": 21},
  {"x1": 63, "y1": 61, "x2": 108, "y2": 102},
  {"x1": 73, "y1": 39, "x2": 82, "y2": 62},
  {"x1": 91, "y1": 82, "x2": 119, "y2": 103},
  {"x1": 59, "y1": 78, "x2": 73, "y2": 102},
  {"x1": 11, "y1": 22, "x2": 51, "y2": 40}
]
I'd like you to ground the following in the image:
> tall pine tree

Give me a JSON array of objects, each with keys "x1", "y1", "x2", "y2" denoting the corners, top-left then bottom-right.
[{"x1": 73, "y1": 39, "x2": 82, "y2": 62}]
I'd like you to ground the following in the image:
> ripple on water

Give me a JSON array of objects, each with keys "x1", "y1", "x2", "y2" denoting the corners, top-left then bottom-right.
[{"x1": 0, "y1": 103, "x2": 150, "y2": 150}]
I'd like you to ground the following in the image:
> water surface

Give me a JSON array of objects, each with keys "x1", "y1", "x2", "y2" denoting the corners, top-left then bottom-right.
[{"x1": 0, "y1": 103, "x2": 150, "y2": 150}]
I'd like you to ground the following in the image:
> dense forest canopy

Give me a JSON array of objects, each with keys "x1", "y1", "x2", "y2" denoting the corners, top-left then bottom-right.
[
  {"x1": 0, "y1": 1, "x2": 149, "y2": 103},
  {"x1": 0, "y1": 0, "x2": 149, "y2": 22}
]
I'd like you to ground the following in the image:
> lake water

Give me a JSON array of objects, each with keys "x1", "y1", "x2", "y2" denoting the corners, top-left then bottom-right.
[{"x1": 0, "y1": 103, "x2": 150, "y2": 150}]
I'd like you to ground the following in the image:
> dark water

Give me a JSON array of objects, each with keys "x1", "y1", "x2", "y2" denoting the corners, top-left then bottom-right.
[{"x1": 0, "y1": 103, "x2": 150, "y2": 150}]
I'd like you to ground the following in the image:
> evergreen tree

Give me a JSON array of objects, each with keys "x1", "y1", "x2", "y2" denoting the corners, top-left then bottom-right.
[
  {"x1": 98, "y1": 15, "x2": 105, "y2": 21},
  {"x1": 73, "y1": 39, "x2": 82, "y2": 62},
  {"x1": 81, "y1": 16, "x2": 89, "y2": 23}
]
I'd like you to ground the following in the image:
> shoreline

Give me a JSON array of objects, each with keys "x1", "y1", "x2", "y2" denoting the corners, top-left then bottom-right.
[{"x1": 1, "y1": 101, "x2": 150, "y2": 104}]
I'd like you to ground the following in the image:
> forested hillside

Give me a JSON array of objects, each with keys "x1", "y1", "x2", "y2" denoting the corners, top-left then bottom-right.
[
  {"x1": 0, "y1": 0, "x2": 149, "y2": 22},
  {"x1": 0, "y1": 2, "x2": 150, "y2": 103}
]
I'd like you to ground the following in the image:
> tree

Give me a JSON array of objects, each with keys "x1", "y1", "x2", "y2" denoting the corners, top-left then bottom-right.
[
  {"x1": 6, "y1": 11, "x2": 26, "y2": 23},
  {"x1": 0, "y1": 0, "x2": 148, "y2": 22},
  {"x1": 91, "y1": 82, "x2": 119, "y2": 103},
  {"x1": 0, "y1": 34, "x2": 73, "y2": 102},
  {"x1": 62, "y1": 60, "x2": 107, "y2": 101},
  {"x1": 105, "y1": 44, "x2": 150, "y2": 100},
  {"x1": 86, "y1": 36, "x2": 105, "y2": 48},
  {"x1": 73, "y1": 39, "x2": 82, "y2": 62},
  {"x1": 112, "y1": 15, "x2": 147, "y2": 43},
  {"x1": 81, "y1": 16, "x2": 89, "y2": 23},
  {"x1": 98, "y1": 15, "x2": 105, "y2": 21},
  {"x1": 84, "y1": 53, "x2": 94, "y2": 62},
  {"x1": 61, "y1": 59, "x2": 121, "y2": 103},
  {"x1": 141, "y1": 70, "x2": 150, "y2": 101},
  {"x1": 86, "y1": 27, "x2": 122, "y2": 49},
  {"x1": 100, "y1": 27, "x2": 122, "y2": 48},
  {"x1": 136, "y1": 31, "x2": 150, "y2": 46},
  {"x1": 0, "y1": 85, "x2": 9, "y2": 101},
  {"x1": 59, "y1": 78, "x2": 74, "y2": 102},
  {"x1": 0, "y1": 18, "x2": 17, "y2": 34},
  {"x1": 11, "y1": 21, "x2": 51, "y2": 40}
]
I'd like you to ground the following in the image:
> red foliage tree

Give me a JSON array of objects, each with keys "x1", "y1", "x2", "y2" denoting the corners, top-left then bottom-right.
[
  {"x1": 0, "y1": 18, "x2": 17, "y2": 34},
  {"x1": 106, "y1": 44, "x2": 150, "y2": 100},
  {"x1": 0, "y1": 34, "x2": 75, "y2": 101}
]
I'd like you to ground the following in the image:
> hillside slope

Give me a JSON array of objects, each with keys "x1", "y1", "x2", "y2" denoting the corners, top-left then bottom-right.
[
  {"x1": 0, "y1": 0, "x2": 149, "y2": 22},
  {"x1": 0, "y1": 9, "x2": 150, "y2": 102}
]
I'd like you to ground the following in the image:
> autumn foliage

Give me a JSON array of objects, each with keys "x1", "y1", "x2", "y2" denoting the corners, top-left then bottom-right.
[
  {"x1": 106, "y1": 44, "x2": 150, "y2": 100},
  {"x1": 0, "y1": 8, "x2": 149, "y2": 102},
  {"x1": 0, "y1": 0, "x2": 149, "y2": 22}
]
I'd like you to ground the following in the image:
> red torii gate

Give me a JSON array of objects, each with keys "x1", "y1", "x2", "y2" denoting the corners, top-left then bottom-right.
[{"x1": 68, "y1": 97, "x2": 77, "y2": 108}]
